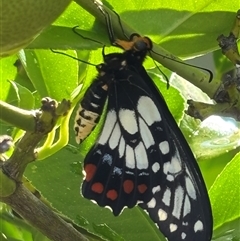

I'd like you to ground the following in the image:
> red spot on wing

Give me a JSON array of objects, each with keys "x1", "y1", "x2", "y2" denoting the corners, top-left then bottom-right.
[
  {"x1": 91, "y1": 183, "x2": 104, "y2": 194},
  {"x1": 138, "y1": 184, "x2": 147, "y2": 194},
  {"x1": 84, "y1": 164, "x2": 96, "y2": 182},
  {"x1": 123, "y1": 180, "x2": 134, "y2": 194},
  {"x1": 106, "y1": 189, "x2": 118, "y2": 200}
]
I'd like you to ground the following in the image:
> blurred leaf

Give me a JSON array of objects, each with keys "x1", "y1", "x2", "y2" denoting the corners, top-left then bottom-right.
[
  {"x1": 209, "y1": 153, "x2": 240, "y2": 229},
  {"x1": 92, "y1": 223, "x2": 125, "y2": 241},
  {"x1": 190, "y1": 116, "x2": 240, "y2": 161},
  {"x1": 8, "y1": 81, "x2": 35, "y2": 109},
  {"x1": 0, "y1": 55, "x2": 18, "y2": 102},
  {"x1": 212, "y1": 218, "x2": 240, "y2": 241},
  {"x1": 19, "y1": 49, "x2": 79, "y2": 101},
  {"x1": 149, "y1": 71, "x2": 185, "y2": 122}
]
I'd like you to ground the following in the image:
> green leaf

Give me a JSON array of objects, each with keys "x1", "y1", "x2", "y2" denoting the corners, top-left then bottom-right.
[
  {"x1": 0, "y1": 205, "x2": 51, "y2": 241},
  {"x1": 191, "y1": 116, "x2": 240, "y2": 161},
  {"x1": 0, "y1": 55, "x2": 18, "y2": 102},
  {"x1": 8, "y1": 81, "x2": 34, "y2": 109},
  {"x1": 96, "y1": 0, "x2": 239, "y2": 56},
  {"x1": 27, "y1": 0, "x2": 239, "y2": 57},
  {"x1": 149, "y1": 71, "x2": 185, "y2": 122},
  {"x1": 19, "y1": 49, "x2": 79, "y2": 101},
  {"x1": 212, "y1": 218, "x2": 240, "y2": 241},
  {"x1": 92, "y1": 223, "x2": 125, "y2": 241},
  {"x1": 28, "y1": 26, "x2": 109, "y2": 50},
  {"x1": 209, "y1": 152, "x2": 240, "y2": 229}
]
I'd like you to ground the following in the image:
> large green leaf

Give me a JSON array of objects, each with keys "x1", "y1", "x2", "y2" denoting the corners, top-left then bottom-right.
[
  {"x1": 29, "y1": 0, "x2": 239, "y2": 57},
  {"x1": 209, "y1": 153, "x2": 240, "y2": 230}
]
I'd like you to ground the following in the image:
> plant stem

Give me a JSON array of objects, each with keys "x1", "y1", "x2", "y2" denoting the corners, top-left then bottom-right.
[
  {"x1": 0, "y1": 100, "x2": 36, "y2": 132},
  {"x1": 1, "y1": 184, "x2": 88, "y2": 241}
]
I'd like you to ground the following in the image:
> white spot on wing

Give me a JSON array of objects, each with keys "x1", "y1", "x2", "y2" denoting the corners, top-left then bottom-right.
[
  {"x1": 139, "y1": 117, "x2": 154, "y2": 148},
  {"x1": 113, "y1": 166, "x2": 122, "y2": 175},
  {"x1": 147, "y1": 198, "x2": 156, "y2": 208},
  {"x1": 166, "y1": 174, "x2": 174, "y2": 182},
  {"x1": 152, "y1": 162, "x2": 160, "y2": 173},
  {"x1": 102, "y1": 154, "x2": 112, "y2": 165},
  {"x1": 163, "y1": 151, "x2": 182, "y2": 176},
  {"x1": 135, "y1": 142, "x2": 148, "y2": 169},
  {"x1": 137, "y1": 96, "x2": 161, "y2": 125},
  {"x1": 109, "y1": 123, "x2": 121, "y2": 149},
  {"x1": 125, "y1": 145, "x2": 135, "y2": 168},
  {"x1": 152, "y1": 185, "x2": 161, "y2": 194},
  {"x1": 119, "y1": 136, "x2": 125, "y2": 158},
  {"x1": 163, "y1": 162, "x2": 170, "y2": 175},
  {"x1": 172, "y1": 186, "x2": 184, "y2": 219},
  {"x1": 170, "y1": 223, "x2": 178, "y2": 232},
  {"x1": 90, "y1": 102, "x2": 99, "y2": 108},
  {"x1": 170, "y1": 153, "x2": 182, "y2": 174},
  {"x1": 183, "y1": 195, "x2": 191, "y2": 217},
  {"x1": 159, "y1": 141, "x2": 170, "y2": 154},
  {"x1": 119, "y1": 109, "x2": 137, "y2": 134},
  {"x1": 162, "y1": 188, "x2": 171, "y2": 206},
  {"x1": 98, "y1": 110, "x2": 117, "y2": 145},
  {"x1": 158, "y1": 209, "x2": 167, "y2": 221},
  {"x1": 194, "y1": 220, "x2": 203, "y2": 232},
  {"x1": 181, "y1": 232, "x2": 186, "y2": 239},
  {"x1": 185, "y1": 176, "x2": 197, "y2": 200}
]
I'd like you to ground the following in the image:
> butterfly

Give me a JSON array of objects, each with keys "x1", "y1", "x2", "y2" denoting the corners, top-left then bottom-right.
[{"x1": 74, "y1": 33, "x2": 213, "y2": 241}]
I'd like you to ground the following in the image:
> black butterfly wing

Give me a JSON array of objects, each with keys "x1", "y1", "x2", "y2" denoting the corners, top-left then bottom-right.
[
  {"x1": 136, "y1": 66, "x2": 213, "y2": 241},
  {"x1": 81, "y1": 63, "x2": 212, "y2": 240},
  {"x1": 81, "y1": 68, "x2": 172, "y2": 216}
]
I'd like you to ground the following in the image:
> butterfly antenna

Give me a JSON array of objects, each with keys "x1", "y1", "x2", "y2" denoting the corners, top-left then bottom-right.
[
  {"x1": 156, "y1": 65, "x2": 170, "y2": 89},
  {"x1": 112, "y1": 10, "x2": 129, "y2": 40},
  {"x1": 72, "y1": 26, "x2": 103, "y2": 45},
  {"x1": 151, "y1": 49, "x2": 213, "y2": 83},
  {"x1": 50, "y1": 49, "x2": 97, "y2": 67}
]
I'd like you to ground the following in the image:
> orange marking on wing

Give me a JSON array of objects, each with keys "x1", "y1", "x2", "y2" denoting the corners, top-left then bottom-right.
[
  {"x1": 123, "y1": 180, "x2": 134, "y2": 194},
  {"x1": 84, "y1": 164, "x2": 97, "y2": 182},
  {"x1": 91, "y1": 182, "x2": 104, "y2": 194},
  {"x1": 138, "y1": 184, "x2": 147, "y2": 194},
  {"x1": 106, "y1": 189, "x2": 118, "y2": 201}
]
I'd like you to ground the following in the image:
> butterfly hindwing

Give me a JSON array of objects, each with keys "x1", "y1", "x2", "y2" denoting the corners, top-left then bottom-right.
[
  {"x1": 139, "y1": 140, "x2": 212, "y2": 241},
  {"x1": 136, "y1": 67, "x2": 212, "y2": 240}
]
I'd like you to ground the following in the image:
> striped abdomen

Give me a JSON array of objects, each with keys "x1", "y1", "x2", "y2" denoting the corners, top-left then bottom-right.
[{"x1": 74, "y1": 78, "x2": 108, "y2": 144}]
